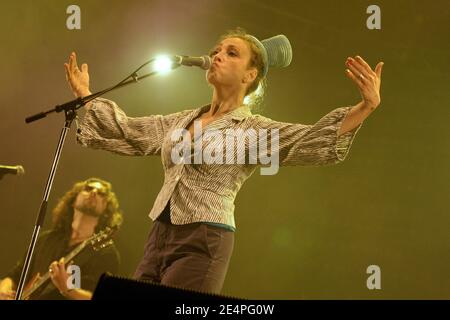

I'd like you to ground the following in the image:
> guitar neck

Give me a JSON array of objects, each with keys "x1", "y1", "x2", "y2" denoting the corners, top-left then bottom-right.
[{"x1": 22, "y1": 239, "x2": 89, "y2": 299}]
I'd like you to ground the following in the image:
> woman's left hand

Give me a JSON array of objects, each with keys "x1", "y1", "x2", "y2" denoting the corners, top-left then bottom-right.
[{"x1": 345, "y1": 56, "x2": 384, "y2": 110}]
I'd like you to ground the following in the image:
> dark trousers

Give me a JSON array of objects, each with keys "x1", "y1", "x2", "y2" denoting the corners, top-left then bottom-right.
[{"x1": 133, "y1": 203, "x2": 234, "y2": 293}]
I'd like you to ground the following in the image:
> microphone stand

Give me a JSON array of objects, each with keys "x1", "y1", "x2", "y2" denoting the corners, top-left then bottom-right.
[{"x1": 15, "y1": 58, "x2": 180, "y2": 300}]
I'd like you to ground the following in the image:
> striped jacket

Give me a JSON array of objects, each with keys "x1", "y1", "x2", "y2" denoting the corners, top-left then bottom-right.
[{"x1": 76, "y1": 98, "x2": 362, "y2": 229}]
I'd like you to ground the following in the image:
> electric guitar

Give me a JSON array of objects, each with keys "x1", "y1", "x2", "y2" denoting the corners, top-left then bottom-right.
[{"x1": 22, "y1": 226, "x2": 117, "y2": 300}]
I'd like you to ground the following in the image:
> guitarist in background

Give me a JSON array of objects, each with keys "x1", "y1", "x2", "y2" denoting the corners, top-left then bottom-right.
[{"x1": 0, "y1": 177, "x2": 123, "y2": 300}]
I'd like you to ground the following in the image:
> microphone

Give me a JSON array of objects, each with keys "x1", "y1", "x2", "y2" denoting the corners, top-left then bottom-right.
[
  {"x1": 0, "y1": 165, "x2": 25, "y2": 176},
  {"x1": 172, "y1": 55, "x2": 212, "y2": 70}
]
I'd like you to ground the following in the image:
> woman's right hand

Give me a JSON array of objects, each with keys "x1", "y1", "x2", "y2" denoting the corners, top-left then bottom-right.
[{"x1": 64, "y1": 52, "x2": 92, "y2": 98}]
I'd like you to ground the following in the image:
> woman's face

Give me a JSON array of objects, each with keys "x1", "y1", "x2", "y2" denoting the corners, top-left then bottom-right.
[{"x1": 206, "y1": 37, "x2": 257, "y2": 92}]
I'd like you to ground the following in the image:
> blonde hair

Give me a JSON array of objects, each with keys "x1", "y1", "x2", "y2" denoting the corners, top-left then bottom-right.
[{"x1": 215, "y1": 27, "x2": 267, "y2": 109}]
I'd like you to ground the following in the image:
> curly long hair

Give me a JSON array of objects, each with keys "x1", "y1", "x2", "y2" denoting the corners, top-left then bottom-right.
[{"x1": 52, "y1": 177, "x2": 123, "y2": 235}]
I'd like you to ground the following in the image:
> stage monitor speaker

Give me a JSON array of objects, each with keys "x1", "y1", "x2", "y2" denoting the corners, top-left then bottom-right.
[{"x1": 92, "y1": 273, "x2": 241, "y2": 301}]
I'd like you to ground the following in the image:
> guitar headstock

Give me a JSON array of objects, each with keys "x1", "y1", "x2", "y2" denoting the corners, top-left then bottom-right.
[{"x1": 88, "y1": 225, "x2": 119, "y2": 251}]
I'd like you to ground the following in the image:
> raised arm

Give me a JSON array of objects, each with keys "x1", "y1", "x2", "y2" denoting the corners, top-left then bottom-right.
[
  {"x1": 64, "y1": 52, "x2": 189, "y2": 156},
  {"x1": 64, "y1": 52, "x2": 91, "y2": 99},
  {"x1": 340, "y1": 55, "x2": 384, "y2": 135},
  {"x1": 76, "y1": 98, "x2": 188, "y2": 156},
  {"x1": 253, "y1": 106, "x2": 362, "y2": 167}
]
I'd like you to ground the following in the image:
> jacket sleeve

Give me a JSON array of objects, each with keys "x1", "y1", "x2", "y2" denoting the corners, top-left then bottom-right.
[
  {"x1": 76, "y1": 98, "x2": 189, "y2": 156},
  {"x1": 253, "y1": 106, "x2": 363, "y2": 167}
]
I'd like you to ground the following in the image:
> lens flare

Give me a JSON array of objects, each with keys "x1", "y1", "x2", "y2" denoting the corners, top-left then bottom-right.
[{"x1": 153, "y1": 55, "x2": 173, "y2": 74}]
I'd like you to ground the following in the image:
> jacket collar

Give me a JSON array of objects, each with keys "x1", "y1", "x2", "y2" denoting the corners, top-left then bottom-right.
[{"x1": 196, "y1": 104, "x2": 252, "y2": 122}]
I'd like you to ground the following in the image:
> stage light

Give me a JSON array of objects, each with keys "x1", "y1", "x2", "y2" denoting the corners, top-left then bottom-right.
[{"x1": 153, "y1": 55, "x2": 173, "y2": 74}]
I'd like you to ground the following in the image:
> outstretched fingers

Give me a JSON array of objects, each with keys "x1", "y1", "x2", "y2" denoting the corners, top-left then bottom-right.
[
  {"x1": 355, "y1": 56, "x2": 376, "y2": 77},
  {"x1": 64, "y1": 62, "x2": 71, "y2": 81},
  {"x1": 374, "y1": 61, "x2": 384, "y2": 79},
  {"x1": 81, "y1": 63, "x2": 88, "y2": 74},
  {"x1": 69, "y1": 52, "x2": 80, "y2": 74},
  {"x1": 345, "y1": 68, "x2": 364, "y2": 88}
]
